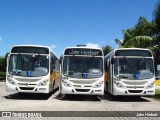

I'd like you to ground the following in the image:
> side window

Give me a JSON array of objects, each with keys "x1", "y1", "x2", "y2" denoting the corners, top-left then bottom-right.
[
  {"x1": 55, "y1": 59, "x2": 60, "y2": 71},
  {"x1": 50, "y1": 55, "x2": 54, "y2": 71}
]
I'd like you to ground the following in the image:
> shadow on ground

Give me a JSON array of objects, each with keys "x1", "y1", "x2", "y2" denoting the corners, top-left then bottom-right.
[
  {"x1": 4, "y1": 87, "x2": 59, "y2": 100},
  {"x1": 55, "y1": 90, "x2": 151, "y2": 102},
  {"x1": 102, "y1": 92, "x2": 151, "y2": 102},
  {"x1": 56, "y1": 94, "x2": 101, "y2": 101}
]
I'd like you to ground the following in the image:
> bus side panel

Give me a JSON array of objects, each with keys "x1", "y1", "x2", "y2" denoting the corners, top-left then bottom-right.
[
  {"x1": 54, "y1": 70, "x2": 60, "y2": 88},
  {"x1": 51, "y1": 70, "x2": 60, "y2": 89},
  {"x1": 104, "y1": 71, "x2": 109, "y2": 91}
]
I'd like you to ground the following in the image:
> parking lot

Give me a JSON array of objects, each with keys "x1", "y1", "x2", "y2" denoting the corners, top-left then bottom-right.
[{"x1": 0, "y1": 81, "x2": 160, "y2": 120}]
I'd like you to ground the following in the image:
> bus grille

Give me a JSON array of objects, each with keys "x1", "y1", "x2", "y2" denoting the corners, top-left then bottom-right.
[
  {"x1": 73, "y1": 85, "x2": 92, "y2": 87},
  {"x1": 19, "y1": 87, "x2": 34, "y2": 90},
  {"x1": 70, "y1": 80, "x2": 96, "y2": 84},
  {"x1": 18, "y1": 83, "x2": 36, "y2": 86},
  {"x1": 123, "y1": 81, "x2": 148, "y2": 85},
  {"x1": 126, "y1": 86, "x2": 144, "y2": 88},
  {"x1": 75, "y1": 89, "x2": 90, "y2": 92},
  {"x1": 16, "y1": 78, "x2": 40, "y2": 82},
  {"x1": 128, "y1": 90, "x2": 143, "y2": 93}
]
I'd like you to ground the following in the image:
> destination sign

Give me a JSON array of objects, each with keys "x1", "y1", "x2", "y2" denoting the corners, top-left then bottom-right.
[
  {"x1": 64, "y1": 48, "x2": 103, "y2": 56},
  {"x1": 11, "y1": 46, "x2": 49, "y2": 54},
  {"x1": 115, "y1": 50, "x2": 152, "y2": 57}
]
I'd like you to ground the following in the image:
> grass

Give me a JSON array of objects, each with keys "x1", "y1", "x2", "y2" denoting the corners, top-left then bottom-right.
[{"x1": 149, "y1": 89, "x2": 160, "y2": 100}]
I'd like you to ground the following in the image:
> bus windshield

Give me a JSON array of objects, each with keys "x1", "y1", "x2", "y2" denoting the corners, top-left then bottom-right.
[
  {"x1": 62, "y1": 56, "x2": 103, "y2": 78},
  {"x1": 8, "y1": 54, "x2": 49, "y2": 77},
  {"x1": 114, "y1": 58, "x2": 154, "y2": 80}
]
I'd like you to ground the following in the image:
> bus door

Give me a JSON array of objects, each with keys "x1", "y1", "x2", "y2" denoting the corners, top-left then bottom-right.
[
  {"x1": 110, "y1": 57, "x2": 114, "y2": 94},
  {"x1": 107, "y1": 58, "x2": 112, "y2": 93}
]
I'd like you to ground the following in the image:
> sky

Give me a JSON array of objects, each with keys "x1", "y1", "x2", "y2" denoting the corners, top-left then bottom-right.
[{"x1": 0, "y1": 0, "x2": 158, "y2": 57}]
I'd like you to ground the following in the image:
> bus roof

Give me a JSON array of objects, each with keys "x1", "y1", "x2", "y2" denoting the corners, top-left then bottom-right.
[
  {"x1": 105, "y1": 48, "x2": 153, "y2": 58},
  {"x1": 10, "y1": 45, "x2": 59, "y2": 59},
  {"x1": 113, "y1": 48, "x2": 152, "y2": 51},
  {"x1": 11, "y1": 45, "x2": 51, "y2": 50},
  {"x1": 64, "y1": 46, "x2": 103, "y2": 50}
]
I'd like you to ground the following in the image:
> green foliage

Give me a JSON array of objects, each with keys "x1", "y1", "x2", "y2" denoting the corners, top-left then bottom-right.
[
  {"x1": 148, "y1": 89, "x2": 160, "y2": 100},
  {"x1": 0, "y1": 72, "x2": 6, "y2": 77},
  {"x1": 102, "y1": 45, "x2": 112, "y2": 56},
  {"x1": 153, "y1": 0, "x2": 160, "y2": 64},
  {"x1": 123, "y1": 36, "x2": 154, "y2": 48},
  {"x1": 153, "y1": 0, "x2": 160, "y2": 36},
  {"x1": 0, "y1": 72, "x2": 6, "y2": 80},
  {"x1": 115, "y1": 39, "x2": 123, "y2": 47},
  {"x1": 0, "y1": 56, "x2": 7, "y2": 72},
  {"x1": 119, "y1": 17, "x2": 155, "y2": 48}
]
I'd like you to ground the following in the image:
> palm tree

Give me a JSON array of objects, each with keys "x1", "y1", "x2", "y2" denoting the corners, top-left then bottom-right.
[
  {"x1": 115, "y1": 17, "x2": 155, "y2": 48},
  {"x1": 115, "y1": 39, "x2": 123, "y2": 47},
  {"x1": 102, "y1": 45, "x2": 112, "y2": 56},
  {"x1": 153, "y1": 0, "x2": 160, "y2": 65},
  {"x1": 153, "y1": 0, "x2": 160, "y2": 40},
  {"x1": 123, "y1": 36, "x2": 154, "y2": 48}
]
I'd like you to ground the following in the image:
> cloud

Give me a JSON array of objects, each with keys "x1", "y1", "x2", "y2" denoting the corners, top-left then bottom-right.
[
  {"x1": 50, "y1": 45, "x2": 57, "y2": 49},
  {"x1": 86, "y1": 43, "x2": 100, "y2": 48},
  {"x1": 0, "y1": 36, "x2": 2, "y2": 42}
]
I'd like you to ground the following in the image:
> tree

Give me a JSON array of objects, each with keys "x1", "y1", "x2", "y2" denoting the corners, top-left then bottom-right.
[
  {"x1": 115, "y1": 39, "x2": 123, "y2": 47},
  {"x1": 115, "y1": 17, "x2": 155, "y2": 48},
  {"x1": 153, "y1": 0, "x2": 160, "y2": 64},
  {"x1": 123, "y1": 36, "x2": 154, "y2": 48},
  {"x1": 153, "y1": 0, "x2": 160, "y2": 39},
  {"x1": 0, "y1": 56, "x2": 6, "y2": 72},
  {"x1": 102, "y1": 45, "x2": 112, "y2": 56}
]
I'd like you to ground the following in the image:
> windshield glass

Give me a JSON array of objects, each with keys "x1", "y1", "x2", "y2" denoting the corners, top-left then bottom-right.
[
  {"x1": 114, "y1": 58, "x2": 154, "y2": 80},
  {"x1": 8, "y1": 54, "x2": 49, "y2": 77},
  {"x1": 62, "y1": 56, "x2": 103, "y2": 78}
]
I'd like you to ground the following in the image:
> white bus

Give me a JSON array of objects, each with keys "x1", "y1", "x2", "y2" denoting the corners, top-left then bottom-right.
[
  {"x1": 104, "y1": 48, "x2": 155, "y2": 96},
  {"x1": 6, "y1": 45, "x2": 60, "y2": 94},
  {"x1": 60, "y1": 45, "x2": 104, "y2": 95}
]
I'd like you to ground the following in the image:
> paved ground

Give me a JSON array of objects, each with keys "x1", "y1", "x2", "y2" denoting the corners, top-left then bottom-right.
[{"x1": 0, "y1": 82, "x2": 160, "y2": 120}]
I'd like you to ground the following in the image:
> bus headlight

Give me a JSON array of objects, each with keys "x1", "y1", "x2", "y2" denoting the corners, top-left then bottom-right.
[
  {"x1": 8, "y1": 79, "x2": 16, "y2": 85},
  {"x1": 38, "y1": 80, "x2": 48, "y2": 86},
  {"x1": 93, "y1": 81, "x2": 103, "y2": 88},
  {"x1": 114, "y1": 77, "x2": 120, "y2": 83},
  {"x1": 7, "y1": 74, "x2": 16, "y2": 85},
  {"x1": 115, "y1": 82, "x2": 125, "y2": 89},
  {"x1": 146, "y1": 82, "x2": 154, "y2": 89},
  {"x1": 62, "y1": 80, "x2": 72, "y2": 87}
]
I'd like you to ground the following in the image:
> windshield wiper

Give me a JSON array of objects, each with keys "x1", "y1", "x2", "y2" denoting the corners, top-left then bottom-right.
[
  {"x1": 124, "y1": 57, "x2": 132, "y2": 66},
  {"x1": 119, "y1": 75, "x2": 129, "y2": 79},
  {"x1": 139, "y1": 57, "x2": 145, "y2": 66}
]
